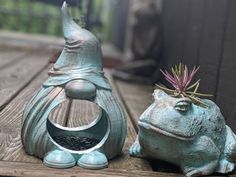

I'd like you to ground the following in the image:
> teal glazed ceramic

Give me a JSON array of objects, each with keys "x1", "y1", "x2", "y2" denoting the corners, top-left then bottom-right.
[
  {"x1": 129, "y1": 89, "x2": 236, "y2": 177},
  {"x1": 21, "y1": 1, "x2": 126, "y2": 169}
]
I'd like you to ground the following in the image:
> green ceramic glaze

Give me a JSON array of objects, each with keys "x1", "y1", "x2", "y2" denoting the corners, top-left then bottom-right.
[
  {"x1": 129, "y1": 89, "x2": 236, "y2": 177},
  {"x1": 21, "y1": 1, "x2": 126, "y2": 169}
]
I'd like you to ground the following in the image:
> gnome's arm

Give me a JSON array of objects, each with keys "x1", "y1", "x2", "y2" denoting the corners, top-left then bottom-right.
[{"x1": 65, "y1": 79, "x2": 96, "y2": 100}]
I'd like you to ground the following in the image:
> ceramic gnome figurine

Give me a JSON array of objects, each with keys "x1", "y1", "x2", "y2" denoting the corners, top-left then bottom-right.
[
  {"x1": 129, "y1": 64, "x2": 236, "y2": 177},
  {"x1": 21, "y1": 1, "x2": 126, "y2": 169}
]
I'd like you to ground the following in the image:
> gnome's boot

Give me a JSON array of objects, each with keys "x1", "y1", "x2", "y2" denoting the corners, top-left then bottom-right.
[
  {"x1": 43, "y1": 149, "x2": 76, "y2": 168},
  {"x1": 77, "y1": 150, "x2": 108, "y2": 169}
]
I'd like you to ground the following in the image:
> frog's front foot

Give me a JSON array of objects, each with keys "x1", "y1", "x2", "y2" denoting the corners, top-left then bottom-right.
[
  {"x1": 184, "y1": 159, "x2": 218, "y2": 177},
  {"x1": 217, "y1": 159, "x2": 234, "y2": 173},
  {"x1": 183, "y1": 136, "x2": 221, "y2": 177},
  {"x1": 129, "y1": 137, "x2": 145, "y2": 158},
  {"x1": 77, "y1": 150, "x2": 108, "y2": 169},
  {"x1": 43, "y1": 149, "x2": 76, "y2": 168}
]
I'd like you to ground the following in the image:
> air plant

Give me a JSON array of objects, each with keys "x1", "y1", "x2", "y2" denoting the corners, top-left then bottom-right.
[{"x1": 156, "y1": 63, "x2": 212, "y2": 107}]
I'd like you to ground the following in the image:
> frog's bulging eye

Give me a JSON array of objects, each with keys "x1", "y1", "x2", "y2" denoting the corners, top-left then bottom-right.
[{"x1": 175, "y1": 100, "x2": 191, "y2": 112}]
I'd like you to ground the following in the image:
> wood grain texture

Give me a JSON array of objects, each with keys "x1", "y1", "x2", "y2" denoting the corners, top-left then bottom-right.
[
  {"x1": 67, "y1": 100, "x2": 100, "y2": 127},
  {"x1": 0, "y1": 50, "x2": 50, "y2": 110},
  {"x1": 48, "y1": 99, "x2": 71, "y2": 126},
  {"x1": 0, "y1": 67, "x2": 49, "y2": 163},
  {"x1": 0, "y1": 50, "x2": 27, "y2": 69},
  {"x1": 0, "y1": 161, "x2": 162, "y2": 177},
  {"x1": 104, "y1": 70, "x2": 152, "y2": 171},
  {"x1": 114, "y1": 79, "x2": 153, "y2": 131}
]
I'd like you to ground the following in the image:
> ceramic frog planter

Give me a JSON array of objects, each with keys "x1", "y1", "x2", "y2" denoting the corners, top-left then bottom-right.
[{"x1": 129, "y1": 64, "x2": 236, "y2": 177}]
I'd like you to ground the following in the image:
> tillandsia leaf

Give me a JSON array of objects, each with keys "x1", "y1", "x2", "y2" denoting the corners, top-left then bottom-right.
[
  {"x1": 182, "y1": 65, "x2": 188, "y2": 88},
  {"x1": 184, "y1": 66, "x2": 199, "y2": 89},
  {"x1": 187, "y1": 94, "x2": 209, "y2": 108},
  {"x1": 178, "y1": 62, "x2": 182, "y2": 76},
  {"x1": 159, "y1": 63, "x2": 213, "y2": 108},
  {"x1": 160, "y1": 69, "x2": 178, "y2": 89},
  {"x1": 155, "y1": 84, "x2": 176, "y2": 92},
  {"x1": 191, "y1": 81, "x2": 200, "y2": 96},
  {"x1": 186, "y1": 92, "x2": 213, "y2": 97},
  {"x1": 171, "y1": 67, "x2": 183, "y2": 91},
  {"x1": 186, "y1": 79, "x2": 200, "y2": 90},
  {"x1": 190, "y1": 66, "x2": 200, "y2": 80},
  {"x1": 155, "y1": 84, "x2": 176, "y2": 94}
]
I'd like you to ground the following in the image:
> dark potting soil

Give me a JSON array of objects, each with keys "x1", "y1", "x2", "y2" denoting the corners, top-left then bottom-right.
[{"x1": 52, "y1": 135, "x2": 100, "y2": 151}]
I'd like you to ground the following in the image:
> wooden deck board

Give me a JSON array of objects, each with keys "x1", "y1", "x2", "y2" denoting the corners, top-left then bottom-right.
[
  {"x1": 49, "y1": 99, "x2": 71, "y2": 126},
  {"x1": 0, "y1": 50, "x2": 27, "y2": 69},
  {"x1": 104, "y1": 70, "x2": 153, "y2": 170},
  {"x1": 0, "y1": 67, "x2": 49, "y2": 163},
  {"x1": 0, "y1": 50, "x2": 50, "y2": 110},
  {"x1": 67, "y1": 100, "x2": 100, "y2": 127},
  {"x1": 114, "y1": 79, "x2": 153, "y2": 131},
  {"x1": 0, "y1": 161, "x2": 162, "y2": 177}
]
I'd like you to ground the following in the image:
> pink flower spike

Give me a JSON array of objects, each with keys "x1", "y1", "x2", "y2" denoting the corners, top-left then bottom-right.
[{"x1": 160, "y1": 63, "x2": 200, "y2": 93}]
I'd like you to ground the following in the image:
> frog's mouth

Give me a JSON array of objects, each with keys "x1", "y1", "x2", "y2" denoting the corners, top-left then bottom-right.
[{"x1": 138, "y1": 121, "x2": 194, "y2": 141}]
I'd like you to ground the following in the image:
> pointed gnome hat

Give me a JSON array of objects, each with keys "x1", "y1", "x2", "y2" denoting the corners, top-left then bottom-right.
[
  {"x1": 43, "y1": 2, "x2": 110, "y2": 90},
  {"x1": 53, "y1": 1, "x2": 102, "y2": 69},
  {"x1": 61, "y1": 1, "x2": 95, "y2": 42}
]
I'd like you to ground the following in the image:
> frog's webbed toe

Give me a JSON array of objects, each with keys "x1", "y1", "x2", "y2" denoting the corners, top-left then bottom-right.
[
  {"x1": 129, "y1": 137, "x2": 145, "y2": 158},
  {"x1": 224, "y1": 126, "x2": 236, "y2": 161},
  {"x1": 184, "y1": 159, "x2": 218, "y2": 177},
  {"x1": 216, "y1": 125, "x2": 236, "y2": 173},
  {"x1": 217, "y1": 159, "x2": 234, "y2": 173}
]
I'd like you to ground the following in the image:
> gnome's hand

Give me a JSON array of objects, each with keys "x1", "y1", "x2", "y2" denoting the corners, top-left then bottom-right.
[{"x1": 65, "y1": 79, "x2": 96, "y2": 100}]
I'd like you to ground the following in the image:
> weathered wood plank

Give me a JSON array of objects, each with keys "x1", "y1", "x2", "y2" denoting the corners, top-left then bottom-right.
[
  {"x1": 0, "y1": 51, "x2": 50, "y2": 110},
  {"x1": 0, "y1": 50, "x2": 27, "y2": 69},
  {"x1": 0, "y1": 161, "x2": 162, "y2": 177},
  {"x1": 0, "y1": 67, "x2": 50, "y2": 163},
  {"x1": 114, "y1": 79, "x2": 153, "y2": 131},
  {"x1": 48, "y1": 99, "x2": 71, "y2": 126},
  {"x1": 67, "y1": 100, "x2": 100, "y2": 127},
  {"x1": 104, "y1": 70, "x2": 152, "y2": 171}
]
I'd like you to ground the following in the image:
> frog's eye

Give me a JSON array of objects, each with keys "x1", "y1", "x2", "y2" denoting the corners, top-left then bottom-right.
[{"x1": 175, "y1": 100, "x2": 191, "y2": 112}]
